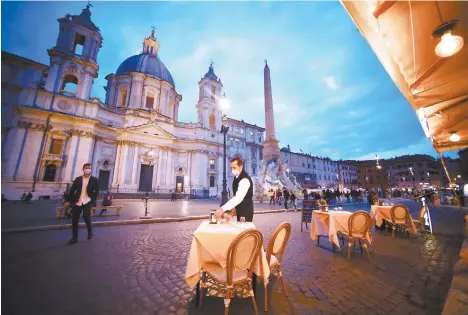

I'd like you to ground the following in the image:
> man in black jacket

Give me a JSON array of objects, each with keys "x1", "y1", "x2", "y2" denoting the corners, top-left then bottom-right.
[
  {"x1": 214, "y1": 157, "x2": 254, "y2": 222},
  {"x1": 66, "y1": 163, "x2": 99, "y2": 244}
]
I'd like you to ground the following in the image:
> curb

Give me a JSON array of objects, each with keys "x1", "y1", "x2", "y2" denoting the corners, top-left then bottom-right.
[{"x1": 1, "y1": 209, "x2": 287, "y2": 234}]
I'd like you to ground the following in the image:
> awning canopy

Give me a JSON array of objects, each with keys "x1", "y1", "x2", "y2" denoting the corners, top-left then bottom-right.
[{"x1": 341, "y1": 1, "x2": 468, "y2": 152}]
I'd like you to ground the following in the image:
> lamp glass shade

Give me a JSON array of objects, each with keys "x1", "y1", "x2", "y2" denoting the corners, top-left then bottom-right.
[
  {"x1": 449, "y1": 133, "x2": 461, "y2": 142},
  {"x1": 435, "y1": 32, "x2": 464, "y2": 57}
]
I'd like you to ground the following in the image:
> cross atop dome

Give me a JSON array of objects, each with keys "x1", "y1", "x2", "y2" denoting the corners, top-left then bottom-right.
[
  {"x1": 143, "y1": 27, "x2": 160, "y2": 56},
  {"x1": 203, "y1": 60, "x2": 218, "y2": 81}
]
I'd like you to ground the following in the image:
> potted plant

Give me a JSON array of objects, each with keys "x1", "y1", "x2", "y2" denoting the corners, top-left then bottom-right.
[{"x1": 318, "y1": 199, "x2": 328, "y2": 212}]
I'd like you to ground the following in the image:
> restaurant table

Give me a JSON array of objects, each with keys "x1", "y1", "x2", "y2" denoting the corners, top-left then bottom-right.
[
  {"x1": 310, "y1": 210, "x2": 355, "y2": 249},
  {"x1": 370, "y1": 205, "x2": 417, "y2": 233},
  {"x1": 184, "y1": 221, "x2": 270, "y2": 301}
]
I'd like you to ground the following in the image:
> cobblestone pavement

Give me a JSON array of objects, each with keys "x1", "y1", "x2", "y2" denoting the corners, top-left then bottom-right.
[
  {"x1": 1, "y1": 199, "x2": 368, "y2": 229},
  {"x1": 2, "y1": 205, "x2": 465, "y2": 315}
]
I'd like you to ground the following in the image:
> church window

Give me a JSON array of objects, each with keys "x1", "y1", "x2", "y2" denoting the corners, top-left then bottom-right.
[
  {"x1": 258, "y1": 133, "x2": 262, "y2": 142},
  {"x1": 240, "y1": 128, "x2": 244, "y2": 134},
  {"x1": 49, "y1": 139, "x2": 63, "y2": 155},
  {"x1": 210, "y1": 159, "x2": 215, "y2": 169},
  {"x1": 145, "y1": 93, "x2": 155, "y2": 109},
  {"x1": 210, "y1": 176, "x2": 215, "y2": 187},
  {"x1": 43, "y1": 164, "x2": 57, "y2": 182},
  {"x1": 250, "y1": 131, "x2": 254, "y2": 136},
  {"x1": 73, "y1": 33, "x2": 86, "y2": 55},
  {"x1": 209, "y1": 114, "x2": 216, "y2": 129},
  {"x1": 120, "y1": 89, "x2": 128, "y2": 106},
  {"x1": 235, "y1": 126, "x2": 239, "y2": 133},
  {"x1": 211, "y1": 86, "x2": 216, "y2": 100},
  {"x1": 61, "y1": 75, "x2": 78, "y2": 94}
]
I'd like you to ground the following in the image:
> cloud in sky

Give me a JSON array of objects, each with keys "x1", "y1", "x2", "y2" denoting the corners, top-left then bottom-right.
[
  {"x1": 1, "y1": 1, "x2": 459, "y2": 160},
  {"x1": 323, "y1": 76, "x2": 339, "y2": 90}
]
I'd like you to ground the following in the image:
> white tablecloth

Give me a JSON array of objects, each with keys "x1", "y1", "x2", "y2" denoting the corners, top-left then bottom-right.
[
  {"x1": 184, "y1": 221, "x2": 270, "y2": 288},
  {"x1": 370, "y1": 205, "x2": 417, "y2": 233},
  {"x1": 310, "y1": 210, "x2": 353, "y2": 248}
]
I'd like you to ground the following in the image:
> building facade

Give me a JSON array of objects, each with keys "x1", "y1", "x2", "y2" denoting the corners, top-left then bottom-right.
[
  {"x1": 347, "y1": 154, "x2": 444, "y2": 191},
  {"x1": 1, "y1": 6, "x2": 264, "y2": 199},
  {"x1": 278, "y1": 147, "x2": 355, "y2": 190}
]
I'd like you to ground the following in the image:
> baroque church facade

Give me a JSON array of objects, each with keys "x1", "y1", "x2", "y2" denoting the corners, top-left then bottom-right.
[{"x1": 1, "y1": 5, "x2": 265, "y2": 199}]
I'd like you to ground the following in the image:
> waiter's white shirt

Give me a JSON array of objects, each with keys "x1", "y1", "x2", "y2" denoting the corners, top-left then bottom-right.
[
  {"x1": 76, "y1": 176, "x2": 91, "y2": 206},
  {"x1": 221, "y1": 178, "x2": 250, "y2": 212}
]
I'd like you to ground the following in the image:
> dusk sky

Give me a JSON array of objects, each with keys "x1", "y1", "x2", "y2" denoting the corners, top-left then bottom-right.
[{"x1": 1, "y1": 1, "x2": 458, "y2": 160}]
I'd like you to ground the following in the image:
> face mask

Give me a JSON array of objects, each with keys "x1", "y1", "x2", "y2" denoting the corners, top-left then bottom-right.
[
  {"x1": 232, "y1": 169, "x2": 241, "y2": 177},
  {"x1": 84, "y1": 169, "x2": 92, "y2": 175}
]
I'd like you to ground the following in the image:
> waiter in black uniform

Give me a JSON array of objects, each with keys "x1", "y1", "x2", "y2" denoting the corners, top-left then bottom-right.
[{"x1": 214, "y1": 157, "x2": 254, "y2": 222}]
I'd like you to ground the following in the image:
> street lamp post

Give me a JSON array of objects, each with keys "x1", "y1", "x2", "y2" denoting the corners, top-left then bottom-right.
[
  {"x1": 375, "y1": 154, "x2": 384, "y2": 197},
  {"x1": 141, "y1": 149, "x2": 154, "y2": 219},
  {"x1": 219, "y1": 93, "x2": 231, "y2": 206},
  {"x1": 220, "y1": 115, "x2": 229, "y2": 206},
  {"x1": 409, "y1": 167, "x2": 415, "y2": 190}
]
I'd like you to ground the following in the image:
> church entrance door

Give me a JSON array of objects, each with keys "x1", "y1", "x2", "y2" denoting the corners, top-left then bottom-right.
[
  {"x1": 98, "y1": 170, "x2": 111, "y2": 191},
  {"x1": 176, "y1": 176, "x2": 184, "y2": 193},
  {"x1": 139, "y1": 165, "x2": 154, "y2": 192}
]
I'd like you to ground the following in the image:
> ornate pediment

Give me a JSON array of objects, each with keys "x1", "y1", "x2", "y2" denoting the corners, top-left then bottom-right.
[{"x1": 125, "y1": 122, "x2": 177, "y2": 139}]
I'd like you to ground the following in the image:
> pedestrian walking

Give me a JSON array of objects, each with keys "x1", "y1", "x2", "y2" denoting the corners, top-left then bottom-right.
[
  {"x1": 283, "y1": 188, "x2": 290, "y2": 210},
  {"x1": 65, "y1": 163, "x2": 99, "y2": 244},
  {"x1": 290, "y1": 190, "x2": 297, "y2": 211}
]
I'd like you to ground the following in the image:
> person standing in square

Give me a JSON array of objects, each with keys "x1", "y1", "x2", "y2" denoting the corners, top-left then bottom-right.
[{"x1": 66, "y1": 163, "x2": 99, "y2": 244}]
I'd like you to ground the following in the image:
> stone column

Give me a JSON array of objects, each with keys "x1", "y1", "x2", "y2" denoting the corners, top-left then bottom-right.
[
  {"x1": 187, "y1": 150, "x2": 193, "y2": 186},
  {"x1": 16, "y1": 124, "x2": 44, "y2": 181},
  {"x1": 111, "y1": 141, "x2": 122, "y2": 188},
  {"x1": 2, "y1": 126, "x2": 25, "y2": 180},
  {"x1": 118, "y1": 142, "x2": 130, "y2": 185},
  {"x1": 73, "y1": 131, "x2": 94, "y2": 179},
  {"x1": 156, "y1": 148, "x2": 163, "y2": 186},
  {"x1": 131, "y1": 145, "x2": 139, "y2": 185},
  {"x1": 61, "y1": 132, "x2": 79, "y2": 182},
  {"x1": 166, "y1": 149, "x2": 173, "y2": 188}
]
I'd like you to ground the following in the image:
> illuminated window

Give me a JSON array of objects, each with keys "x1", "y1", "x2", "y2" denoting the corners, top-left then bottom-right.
[
  {"x1": 120, "y1": 90, "x2": 127, "y2": 106},
  {"x1": 209, "y1": 114, "x2": 216, "y2": 128},
  {"x1": 210, "y1": 159, "x2": 215, "y2": 169},
  {"x1": 49, "y1": 139, "x2": 63, "y2": 155}
]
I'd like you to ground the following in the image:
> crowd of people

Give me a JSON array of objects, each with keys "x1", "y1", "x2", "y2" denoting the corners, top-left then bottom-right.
[
  {"x1": 267, "y1": 188, "x2": 298, "y2": 210},
  {"x1": 302, "y1": 188, "x2": 365, "y2": 204}
]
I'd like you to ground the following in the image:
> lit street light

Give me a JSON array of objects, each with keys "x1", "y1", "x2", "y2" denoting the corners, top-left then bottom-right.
[{"x1": 220, "y1": 93, "x2": 231, "y2": 206}]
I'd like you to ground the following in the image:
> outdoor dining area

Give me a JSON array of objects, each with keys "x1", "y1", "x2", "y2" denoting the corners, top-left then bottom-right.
[
  {"x1": 184, "y1": 218, "x2": 292, "y2": 314},
  {"x1": 309, "y1": 200, "x2": 429, "y2": 261},
  {"x1": 182, "y1": 200, "x2": 431, "y2": 314}
]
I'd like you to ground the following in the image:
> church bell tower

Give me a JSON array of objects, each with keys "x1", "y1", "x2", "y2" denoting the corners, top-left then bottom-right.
[
  {"x1": 196, "y1": 62, "x2": 223, "y2": 130},
  {"x1": 44, "y1": 4, "x2": 103, "y2": 100}
]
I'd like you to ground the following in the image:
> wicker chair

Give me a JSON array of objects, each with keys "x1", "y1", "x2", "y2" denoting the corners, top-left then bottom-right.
[
  {"x1": 264, "y1": 222, "x2": 292, "y2": 312},
  {"x1": 390, "y1": 204, "x2": 412, "y2": 238},
  {"x1": 412, "y1": 205, "x2": 428, "y2": 238},
  {"x1": 199, "y1": 228, "x2": 263, "y2": 315},
  {"x1": 339, "y1": 211, "x2": 375, "y2": 261}
]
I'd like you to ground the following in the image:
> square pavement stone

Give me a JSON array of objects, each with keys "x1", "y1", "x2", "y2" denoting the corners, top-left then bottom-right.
[{"x1": 2, "y1": 207, "x2": 466, "y2": 315}]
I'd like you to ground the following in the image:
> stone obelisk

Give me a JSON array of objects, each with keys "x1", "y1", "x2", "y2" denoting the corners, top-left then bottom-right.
[{"x1": 263, "y1": 60, "x2": 281, "y2": 161}]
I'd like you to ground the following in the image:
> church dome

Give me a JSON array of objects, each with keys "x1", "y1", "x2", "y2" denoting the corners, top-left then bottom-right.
[
  {"x1": 115, "y1": 30, "x2": 175, "y2": 86},
  {"x1": 116, "y1": 54, "x2": 175, "y2": 86}
]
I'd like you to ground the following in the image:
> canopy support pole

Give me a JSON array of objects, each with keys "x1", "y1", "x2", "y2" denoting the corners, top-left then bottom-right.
[{"x1": 436, "y1": 148, "x2": 462, "y2": 208}]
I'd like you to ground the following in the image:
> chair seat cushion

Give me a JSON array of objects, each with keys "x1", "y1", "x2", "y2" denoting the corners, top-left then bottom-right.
[{"x1": 202, "y1": 262, "x2": 248, "y2": 283}]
